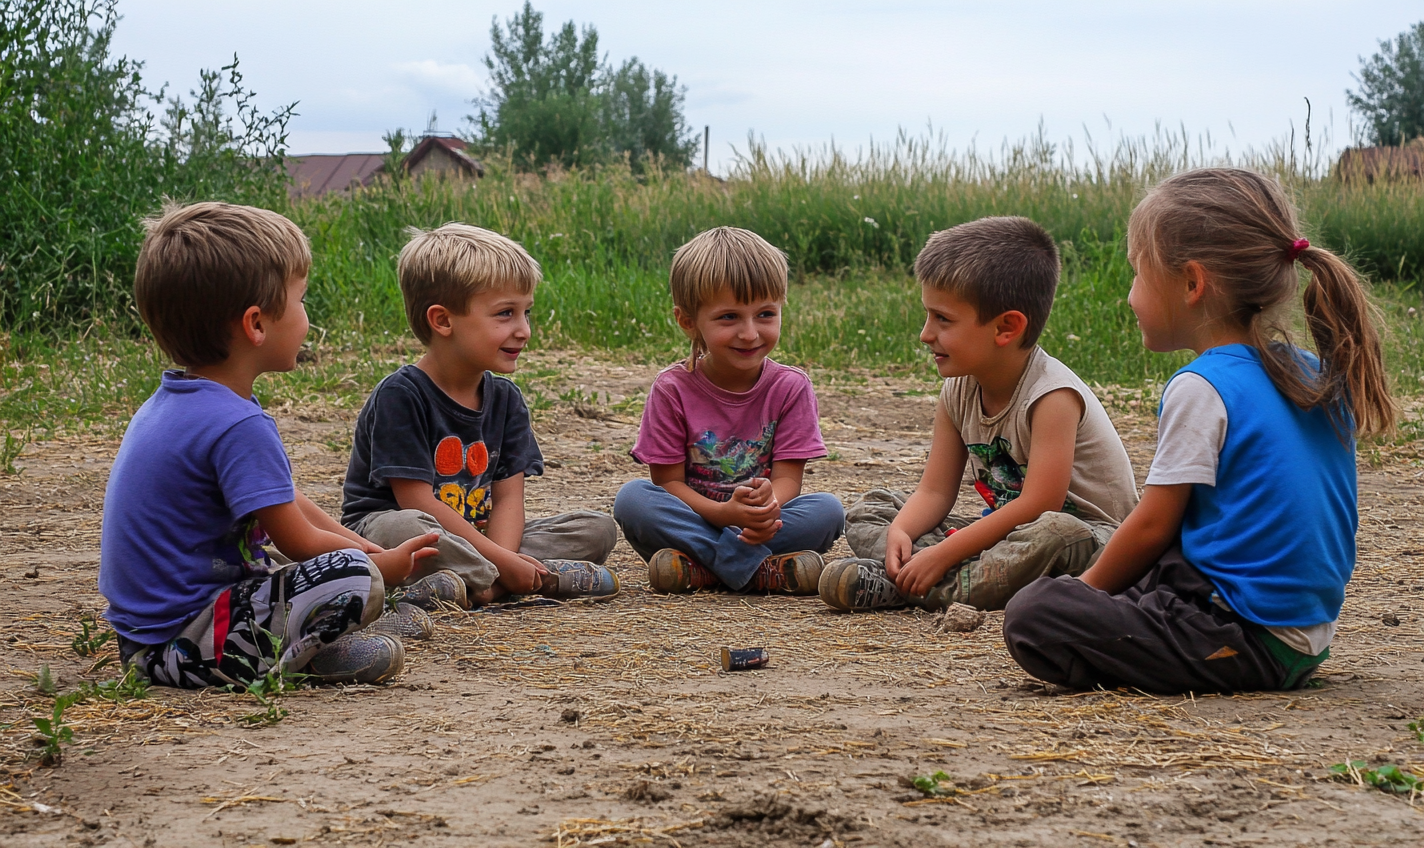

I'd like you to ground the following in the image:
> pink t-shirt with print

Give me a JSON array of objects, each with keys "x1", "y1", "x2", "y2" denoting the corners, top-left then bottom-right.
[{"x1": 630, "y1": 359, "x2": 828, "y2": 503}]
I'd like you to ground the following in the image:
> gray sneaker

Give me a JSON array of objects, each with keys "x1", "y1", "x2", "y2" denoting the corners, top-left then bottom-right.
[
  {"x1": 818, "y1": 558, "x2": 909, "y2": 612},
  {"x1": 541, "y1": 560, "x2": 621, "y2": 601},
  {"x1": 307, "y1": 631, "x2": 405, "y2": 684},
  {"x1": 395, "y1": 569, "x2": 468, "y2": 611},
  {"x1": 367, "y1": 602, "x2": 435, "y2": 641}
]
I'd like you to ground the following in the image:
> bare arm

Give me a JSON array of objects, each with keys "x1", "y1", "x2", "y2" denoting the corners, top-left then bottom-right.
[
  {"x1": 485, "y1": 474, "x2": 527, "y2": 554},
  {"x1": 1078, "y1": 483, "x2": 1191, "y2": 594},
  {"x1": 895, "y1": 388, "x2": 1083, "y2": 596},
  {"x1": 389, "y1": 477, "x2": 544, "y2": 593},
  {"x1": 768, "y1": 459, "x2": 805, "y2": 507},
  {"x1": 294, "y1": 488, "x2": 376, "y2": 552},
  {"x1": 256, "y1": 499, "x2": 432, "y2": 585},
  {"x1": 884, "y1": 402, "x2": 968, "y2": 576}
]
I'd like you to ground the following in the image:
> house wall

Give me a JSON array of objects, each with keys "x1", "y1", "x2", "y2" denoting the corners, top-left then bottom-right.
[{"x1": 408, "y1": 148, "x2": 474, "y2": 181}]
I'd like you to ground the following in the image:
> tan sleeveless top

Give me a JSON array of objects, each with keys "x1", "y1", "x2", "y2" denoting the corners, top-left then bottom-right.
[{"x1": 939, "y1": 347, "x2": 1138, "y2": 524}]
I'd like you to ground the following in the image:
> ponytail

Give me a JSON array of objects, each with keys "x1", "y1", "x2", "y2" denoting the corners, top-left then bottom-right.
[{"x1": 1131, "y1": 167, "x2": 1398, "y2": 439}]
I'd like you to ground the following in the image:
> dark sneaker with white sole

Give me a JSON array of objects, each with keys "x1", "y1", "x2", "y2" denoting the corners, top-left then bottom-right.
[
  {"x1": 307, "y1": 631, "x2": 405, "y2": 684},
  {"x1": 541, "y1": 559, "x2": 621, "y2": 601},
  {"x1": 818, "y1": 558, "x2": 909, "y2": 611}
]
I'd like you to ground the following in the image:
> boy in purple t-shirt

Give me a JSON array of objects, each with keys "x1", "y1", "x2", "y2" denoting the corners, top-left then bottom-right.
[{"x1": 613, "y1": 228, "x2": 844, "y2": 594}]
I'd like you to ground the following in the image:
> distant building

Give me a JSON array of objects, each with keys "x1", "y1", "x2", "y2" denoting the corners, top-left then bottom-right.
[
  {"x1": 284, "y1": 135, "x2": 484, "y2": 199},
  {"x1": 404, "y1": 135, "x2": 485, "y2": 181},
  {"x1": 1334, "y1": 140, "x2": 1424, "y2": 183}
]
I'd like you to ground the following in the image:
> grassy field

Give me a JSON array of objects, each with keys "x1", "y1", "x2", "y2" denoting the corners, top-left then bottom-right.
[{"x1": 3, "y1": 131, "x2": 1423, "y2": 456}]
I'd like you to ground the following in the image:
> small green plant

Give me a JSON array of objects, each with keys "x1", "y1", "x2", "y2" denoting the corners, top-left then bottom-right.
[
  {"x1": 1408, "y1": 717, "x2": 1424, "y2": 743},
  {"x1": 1330, "y1": 760, "x2": 1424, "y2": 794},
  {"x1": 0, "y1": 427, "x2": 30, "y2": 475},
  {"x1": 77, "y1": 667, "x2": 149, "y2": 703},
  {"x1": 227, "y1": 632, "x2": 306, "y2": 726},
  {"x1": 70, "y1": 616, "x2": 113, "y2": 658},
  {"x1": 32, "y1": 697, "x2": 75, "y2": 766},
  {"x1": 910, "y1": 770, "x2": 958, "y2": 797}
]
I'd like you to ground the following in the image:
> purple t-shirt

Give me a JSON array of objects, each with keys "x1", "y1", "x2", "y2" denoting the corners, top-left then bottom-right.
[
  {"x1": 100, "y1": 372, "x2": 294, "y2": 644},
  {"x1": 630, "y1": 359, "x2": 827, "y2": 502}
]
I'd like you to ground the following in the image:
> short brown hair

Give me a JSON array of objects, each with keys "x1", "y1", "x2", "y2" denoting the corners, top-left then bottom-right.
[
  {"x1": 135, "y1": 201, "x2": 311, "y2": 367},
  {"x1": 399, "y1": 223, "x2": 541, "y2": 345},
  {"x1": 913, "y1": 217, "x2": 1060, "y2": 347},
  {"x1": 669, "y1": 227, "x2": 788, "y2": 368}
]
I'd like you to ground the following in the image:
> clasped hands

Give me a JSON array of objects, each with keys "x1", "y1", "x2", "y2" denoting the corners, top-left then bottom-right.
[
  {"x1": 721, "y1": 477, "x2": 782, "y2": 545},
  {"x1": 883, "y1": 525, "x2": 957, "y2": 598}
]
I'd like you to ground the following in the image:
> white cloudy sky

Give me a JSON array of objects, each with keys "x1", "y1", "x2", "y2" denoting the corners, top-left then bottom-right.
[{"x1": 110, "y1": 1, "x2": 1420, "y2": 172}]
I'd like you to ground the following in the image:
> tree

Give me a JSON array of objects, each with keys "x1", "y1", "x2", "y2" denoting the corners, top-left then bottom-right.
[
  {"x1": 603, "y1": 58, "x2": 698, "y2": 170},
  {"x1": 1347, "y1": 21, "x2": 1424, "y2": 146},
  {"x1": 468, "y1": 2, "x2": 697, "y2": 171}
]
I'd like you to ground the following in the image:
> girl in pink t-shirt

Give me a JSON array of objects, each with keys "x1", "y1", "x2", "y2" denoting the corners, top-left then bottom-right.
[{"x1": 613, "y1": 228, "x2": 844, "y2": 594}]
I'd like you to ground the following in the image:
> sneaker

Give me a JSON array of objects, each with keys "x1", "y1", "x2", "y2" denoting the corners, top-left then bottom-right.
[
  {"x1": 395, "y1": 569, "x2": 468, "y2": 611},
  {"x1": 647, "y1": 549, "x2": 723, "y2": 593},
  {"x1": 818, "y1": 558, "x2": 909, "y2": 611},
  {"x1": 307, "y1": 631, "x2": 405, "y2": 684},
  {"x1": 367, "y1": 602, "x2": 435, "y2": 640},
  {"x1": 747, "y1": 551, "x2": 825, "y2": 595},
  {"x1": 541, "y1": 559, "x2": 621, "y2": 601}
]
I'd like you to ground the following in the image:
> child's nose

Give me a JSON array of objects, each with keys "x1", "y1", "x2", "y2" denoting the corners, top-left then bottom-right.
[{"x1": 919, "y1": 319, "x2": 935, "y2": 344}]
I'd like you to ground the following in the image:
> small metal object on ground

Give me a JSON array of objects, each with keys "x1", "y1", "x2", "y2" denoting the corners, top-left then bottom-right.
[{"x1": 720, "y1": 646, "x2": 770, "y2": 671}]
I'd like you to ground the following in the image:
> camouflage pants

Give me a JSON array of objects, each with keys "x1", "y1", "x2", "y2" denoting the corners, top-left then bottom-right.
[
  {"x1": 844, "y1": 488, "x2": 1116, "y2": 611},
  {"x1": 118, "y1": 550, "x2": 383, "y2": 689}
]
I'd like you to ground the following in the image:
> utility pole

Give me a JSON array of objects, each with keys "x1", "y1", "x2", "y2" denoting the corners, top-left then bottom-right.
[{"x1": 703, "y1": 126, "x2": 710, "y2": 174}]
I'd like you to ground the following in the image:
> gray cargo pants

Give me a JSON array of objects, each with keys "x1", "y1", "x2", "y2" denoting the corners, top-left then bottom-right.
[
  {"x1": 351, "y1": 509, "x2": 619, "y2": 594},
  {"x1": 844, "y1": 488, "x2": 1115, "y2": 611}
]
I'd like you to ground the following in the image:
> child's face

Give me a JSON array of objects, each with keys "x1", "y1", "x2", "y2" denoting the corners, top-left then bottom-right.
[
  {"x1": 679, "y1": 288, "x2": 782, "y2": 384},
  {"x1": 439, "y1": 286, "x2": 534, "y2": 374},
  {"x1": 1126, "y1": 254, "x2": 1188, "y2": 353},
  {"x1": 259, "y1": 275, "x2": 310, "y2": 372},
  {"x1": 918, "y1": 286, "x2": 1004, "y2": 379}
]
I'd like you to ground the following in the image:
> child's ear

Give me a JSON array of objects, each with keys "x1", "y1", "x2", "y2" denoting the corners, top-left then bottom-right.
[
  {"x1": 426, "y1": 304, "x2": 454, "y2": 338},
  {"x1": 238, "y1": 305, "x2": 265, "y2": 347},
  {"x1": 673, "y1": 306, "x2": 698, "y2": 339},
  {"x1": 1182, "y1": 261, "x2": 1210, "y2": 306},
  {"x1": 993, "y1": 310, "x2": 1029, "y2": 347}
]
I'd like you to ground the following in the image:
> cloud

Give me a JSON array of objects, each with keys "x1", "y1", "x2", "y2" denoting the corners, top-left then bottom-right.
[{"x1": 391, "y1": 60, "x2": 484, "y2": 98}]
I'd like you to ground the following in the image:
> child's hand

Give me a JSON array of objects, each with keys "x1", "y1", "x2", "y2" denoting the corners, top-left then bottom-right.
[
  {"x1": 883, "y1": 526, "x2": 915, "y2": 579},
  {"x1": 727, "y1": 479, "x2": 782, "y2": 545},
  {"x1": 497, "y1": 552, "x2": 547, "y2": 595},
  {"x1": 369, "y1": 532, "x2": 439, "y2": 586},
  {"x1": 894, "y1": 546, "x2": 955, "y2": 598}
]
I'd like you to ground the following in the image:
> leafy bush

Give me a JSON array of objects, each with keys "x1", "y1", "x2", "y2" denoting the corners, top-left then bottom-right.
[
  {"x1": 1347, "y1": 21, "x2": 1424, "y2": 146},
  {"x1": 0, "y1": 0, "x2": 291, "y2": 334}
]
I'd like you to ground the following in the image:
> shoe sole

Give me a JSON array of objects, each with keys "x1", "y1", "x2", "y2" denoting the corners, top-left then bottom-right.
[
  {"x1": 647, "y1": 550, "x2": 689, "y2": 593},
  {"x1": 818, "y1": 560, "x2": 862, "y2": 611}
]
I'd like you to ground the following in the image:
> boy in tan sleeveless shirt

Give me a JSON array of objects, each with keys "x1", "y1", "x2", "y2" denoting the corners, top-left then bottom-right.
[{"x1": 820, "y1": 217, "x2": 1138, "y2": 612}]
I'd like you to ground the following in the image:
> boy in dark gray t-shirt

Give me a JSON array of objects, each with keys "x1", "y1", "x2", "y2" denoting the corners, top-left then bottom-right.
[{"x1": 341, "y1": 224, "x2": 619, "y2": 606}]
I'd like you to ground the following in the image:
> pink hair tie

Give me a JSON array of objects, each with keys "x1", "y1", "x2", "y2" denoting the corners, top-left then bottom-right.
[{"x1": 1286, "y1": 238, "x2": 1310, "y2": 262}]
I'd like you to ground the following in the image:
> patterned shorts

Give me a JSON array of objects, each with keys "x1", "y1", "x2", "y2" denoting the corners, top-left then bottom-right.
[{"x1": 119, "y1": 550, "x2": 382, "y2": 689}]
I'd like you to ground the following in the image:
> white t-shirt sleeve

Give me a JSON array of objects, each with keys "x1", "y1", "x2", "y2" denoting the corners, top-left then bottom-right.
[{"x1": 1145, "y1": 372, "x2": 1227, "y2": 487}]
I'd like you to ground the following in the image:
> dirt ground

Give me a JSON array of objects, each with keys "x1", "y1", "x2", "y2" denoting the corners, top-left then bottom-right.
[{"x1": 2, "y1": 349, "x2": 1423, "y2": 847}]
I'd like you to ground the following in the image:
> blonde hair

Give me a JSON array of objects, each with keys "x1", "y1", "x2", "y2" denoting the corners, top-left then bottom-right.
[
  {"x1": 914, "y1": 217, "x2": 1060, "y2": 348},
  {"x1": 668, "y1": 227, "x2": 788, "y2": 369},
  {"x1": 135, "y1": 201, "x2": 310, "y2": 367},
  {"x1": 1129, "y1": 167, "x2": 1395, "y2": 437},
  {"x1": 398, "y1": 223, "x2": 541, "y2": 344}
]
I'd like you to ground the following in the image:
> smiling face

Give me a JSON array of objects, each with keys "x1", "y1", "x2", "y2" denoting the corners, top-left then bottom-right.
[
  {"x1": 918, "y1": 286, "x2": 1005, "y2": 379},
  {"x1": 679, "y1": 287, "x2": 783, "y2": 392},
  {"x1": 1126, "y1": 250, "x2": 1191, "y2": 353},
  {"x1": 440, "y1": 286, "x2": 534, "y2": 375}
]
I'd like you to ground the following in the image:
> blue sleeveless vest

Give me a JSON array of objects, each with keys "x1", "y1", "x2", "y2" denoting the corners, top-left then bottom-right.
[{"x1": 1173, "y1": 345, "x2": 1356, "y2": 628}]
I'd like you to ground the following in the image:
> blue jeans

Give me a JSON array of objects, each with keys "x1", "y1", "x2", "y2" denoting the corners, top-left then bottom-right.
[{"x1": 614, "y1": 479, "x2": 845, "y2": 590}]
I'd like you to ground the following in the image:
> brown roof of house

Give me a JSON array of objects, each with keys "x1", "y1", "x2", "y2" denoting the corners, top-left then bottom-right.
[
  {"x1": 405, "y1": 135, "x2": 485, "y2": 177},
  {"x1": 285, "y1": 153, "x2": 386, "y2": 199}
]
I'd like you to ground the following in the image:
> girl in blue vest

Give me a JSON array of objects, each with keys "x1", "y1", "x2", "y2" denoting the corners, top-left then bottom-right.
[{"x1": 1003, "y1": 167, "x2": 1396, "y2": 693}]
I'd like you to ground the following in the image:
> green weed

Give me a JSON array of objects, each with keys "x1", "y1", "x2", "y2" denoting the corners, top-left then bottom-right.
[
  {"x1": 910, "y1": 770, "x2": 958, "y2": 797},
  {"x1": 33, "y1": 664, "x2": 57, "y2": 696},
  {"x1": 70, "y1": 616, "x2": 113, "y2": 659},
  {"x1": 1408, "y1": 718, "x2": 1424, "y2": 743},
  {"x1": 227, "y1": 632, "x2": 307, "y2": 727},
  {"x1": 1330, "y1": 760, "x2": 1424, "y2": 795},
  {"x1": 32, "y1": 696, "x2": 76, "y2": 767}
]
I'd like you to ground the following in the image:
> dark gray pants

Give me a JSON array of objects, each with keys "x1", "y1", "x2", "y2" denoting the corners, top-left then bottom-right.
[{"x1": 1002, "y1": 548, "x2": 1299, "y2": 694}]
